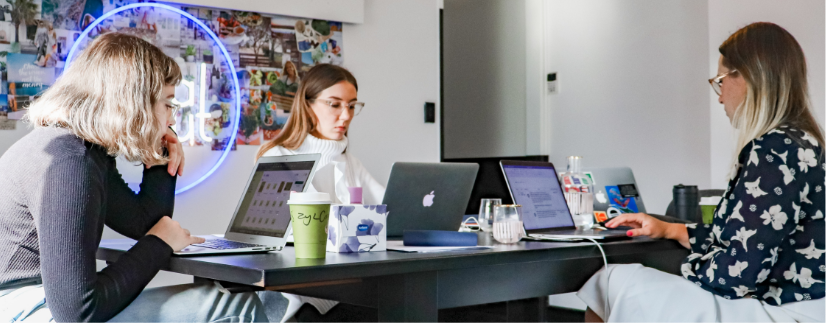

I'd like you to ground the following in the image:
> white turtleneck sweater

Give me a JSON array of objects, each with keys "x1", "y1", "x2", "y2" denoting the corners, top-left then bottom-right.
[
  {"x1": 262, "y1": 134, "x2": 385, "y2": 321},
  {"x1": 262, "y1": 134, "x2": 385, "y2": 204}
]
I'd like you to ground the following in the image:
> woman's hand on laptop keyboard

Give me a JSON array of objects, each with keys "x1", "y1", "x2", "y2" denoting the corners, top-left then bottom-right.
[
  {"x1": 605, "y1": 213, "x2": 690, "y2": 248},
  {"x1": 147, "y1": 216, "x2": 206, "y2": 252}
]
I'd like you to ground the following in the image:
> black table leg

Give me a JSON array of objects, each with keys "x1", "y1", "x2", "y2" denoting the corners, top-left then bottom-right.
[
  {"x1": 377, "y1": 272, "x2": 438, "y2": 322},
  {"x1": 506, "y1": 297, "x2": 548, "y2": 322}
]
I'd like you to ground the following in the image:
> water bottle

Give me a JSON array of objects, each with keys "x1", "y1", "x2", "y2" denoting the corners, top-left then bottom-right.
[
  {"x1": 561, "y1": 156, "x2": 595, "y2": 229},
  {"x1": 673, "y1": 184, "x2": 700, "y2": 221},
  {"x1": 560, "y1": 156, "x2": 594, "y2": 193}
]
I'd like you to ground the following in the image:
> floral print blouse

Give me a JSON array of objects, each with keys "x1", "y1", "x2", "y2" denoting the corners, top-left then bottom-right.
[{"x1": 682, "y1": 127, "x2": 825, "y2": 305}]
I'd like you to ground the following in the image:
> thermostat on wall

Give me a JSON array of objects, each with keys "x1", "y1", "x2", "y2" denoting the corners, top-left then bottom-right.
[{"x1": 547, "y1": 73, "x2": 558, "y2": 94}]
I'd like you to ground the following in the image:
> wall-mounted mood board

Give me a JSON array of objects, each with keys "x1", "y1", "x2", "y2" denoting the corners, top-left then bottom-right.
[{"x1": 0, "y1": 0, "x2": 344, "y2": 149}]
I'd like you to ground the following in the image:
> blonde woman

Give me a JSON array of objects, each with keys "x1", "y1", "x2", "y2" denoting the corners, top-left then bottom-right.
[
  {"x1": 578, "y1": 23, "x2": 824, "y2": 322},
  {"x1": 0, "y1": 33, "x2": 268, "y2": 322},
  {"x1": 256, "y1": 64, "x2": 384, "y2": 321}
]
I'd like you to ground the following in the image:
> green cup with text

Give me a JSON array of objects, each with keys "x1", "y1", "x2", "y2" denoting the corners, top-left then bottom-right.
[
  {"x1": 699, "y1": 196, "x2": 722, "y2": 225},
  {"x1": 287, "y1": 192, "x2": 332, "y2": 259}
]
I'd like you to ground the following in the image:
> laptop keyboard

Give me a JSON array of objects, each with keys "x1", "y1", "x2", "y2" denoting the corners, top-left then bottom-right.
[{"x1": 192, "y1": 239, "x2": 265, "y2": 250}]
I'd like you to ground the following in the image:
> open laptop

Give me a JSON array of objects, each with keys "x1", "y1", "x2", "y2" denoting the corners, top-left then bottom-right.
[
  {"x1": 173, "y1": 154, "x2": 321, "y2": 255},
  {"x1": 384, "y1": 162, "x2": 479, "y2": 237},
  {"x1": 582, "y1": 167, "x2": 647, "y2": 214},
  {"x1": 500, "y1": 160, "x2": 628, "y2": 240}
]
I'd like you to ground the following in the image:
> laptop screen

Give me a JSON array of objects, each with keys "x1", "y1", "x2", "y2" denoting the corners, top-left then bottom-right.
[
  {"x1": 502, "y1": 164, "x2": 575, "y2": 230},
  {"x1": 228, "y1": 161, "x2": 315, "y2": 237}
]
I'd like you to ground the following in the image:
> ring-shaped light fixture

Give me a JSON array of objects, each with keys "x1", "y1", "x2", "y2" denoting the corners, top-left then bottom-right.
[{"x1": 66, "y1": 2, "x2": 241, "y2": 195}]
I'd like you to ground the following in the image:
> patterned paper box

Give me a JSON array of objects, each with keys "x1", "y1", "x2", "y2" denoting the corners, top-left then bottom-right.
[{"x1": 327, "y1": 204, "x2": 388, "y2": 253}]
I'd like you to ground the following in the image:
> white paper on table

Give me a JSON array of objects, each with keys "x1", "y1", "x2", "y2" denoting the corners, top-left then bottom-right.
[{"x1": 385, "y1": 240, "x2": 493, "y2": 253}]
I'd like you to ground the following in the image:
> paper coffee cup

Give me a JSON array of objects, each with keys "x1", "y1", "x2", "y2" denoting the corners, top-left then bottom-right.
[
  {"x1": 288, "y1": 192, "x2": 332, "y2": 258},
  {"x1": 699, "y1": 196, "x2": 722, "y2": 225}
]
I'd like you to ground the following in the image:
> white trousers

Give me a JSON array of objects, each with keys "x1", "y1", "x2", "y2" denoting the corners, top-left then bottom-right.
[{"x1": 577, "y1": 264, "x2": 825, "y2": 322}]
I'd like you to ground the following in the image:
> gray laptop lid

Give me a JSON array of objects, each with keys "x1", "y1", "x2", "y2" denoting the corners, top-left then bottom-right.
[
  {"x1": 222, "y1": 154, "x2": 321, "y2": 247},
  {"x1": 383, "y1": 162, "x2": 479, "y2": 237},
  {"x1": 582, "y1": 167, "x2": 647, "y2": 214}
]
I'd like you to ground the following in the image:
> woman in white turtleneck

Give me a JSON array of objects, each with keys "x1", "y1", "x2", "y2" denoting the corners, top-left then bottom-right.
[
  {"x1": 257, "y1": 64, "x2": 384, "y2": 205},
  {"x1": 256, "y1": 64, "x2": 384, "y2": 322}
]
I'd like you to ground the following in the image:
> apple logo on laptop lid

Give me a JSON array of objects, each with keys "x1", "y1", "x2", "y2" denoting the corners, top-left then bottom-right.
[{"x1": 423, "y1": 191, "x2": 435, "y2": 207}]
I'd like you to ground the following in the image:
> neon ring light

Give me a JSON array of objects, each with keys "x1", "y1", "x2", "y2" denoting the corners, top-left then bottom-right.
[{"x1": 66, "y1": 3, "x2": 241, "y2": 195}]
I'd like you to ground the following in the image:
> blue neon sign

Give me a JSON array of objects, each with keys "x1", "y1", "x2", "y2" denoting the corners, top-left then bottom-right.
[{"x1": 66, "y1": 3, "x2": 241, "y2": 195}]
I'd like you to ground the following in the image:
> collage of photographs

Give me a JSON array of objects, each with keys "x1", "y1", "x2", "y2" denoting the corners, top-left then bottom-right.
[{"x1": 0, "y1": 0, "x2": 345, "y2": 150}]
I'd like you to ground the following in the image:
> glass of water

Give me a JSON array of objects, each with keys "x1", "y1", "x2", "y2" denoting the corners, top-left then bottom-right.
[
  {"x1": 492, "y1": 204, "x2": 524, "y2": 243},
  {"x1": 564, "y1": 192, "x2": 595, "y2": 230},
  {"x1": 477, "y1": 198, "x2": 502, "y2": 232}
]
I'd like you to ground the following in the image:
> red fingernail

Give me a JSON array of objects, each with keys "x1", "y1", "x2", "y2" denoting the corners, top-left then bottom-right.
[{"x1": 626, "y1": 231, "x2": 633, "y2": 237}]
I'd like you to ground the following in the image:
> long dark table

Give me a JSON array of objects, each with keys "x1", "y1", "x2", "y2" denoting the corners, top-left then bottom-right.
[{"x1": 97, "y1": 233, "x2": 689, "y2": 322}]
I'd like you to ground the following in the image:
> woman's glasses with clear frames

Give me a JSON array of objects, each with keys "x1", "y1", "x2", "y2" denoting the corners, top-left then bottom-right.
[
  {"x1": 167, "y1": 101, "x2": 181, "y2": 116},
  {"x1": 314, "y1": 98, "x2": 366, "y2": 116},
  {"x1": 708, "y1": 70, "x2": 737, "y2": 96}
]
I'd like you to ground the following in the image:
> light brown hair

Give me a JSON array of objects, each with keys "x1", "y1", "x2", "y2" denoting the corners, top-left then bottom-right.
[
  {"x1": 25, "y1": 32, "x2": 181, "y2": 165},
  {"x1": 720, "y1": 22, "x2": 824, "y2": 157},
  {"x1": 256, "y1": 64, "x2": 357, "y2": 160}
]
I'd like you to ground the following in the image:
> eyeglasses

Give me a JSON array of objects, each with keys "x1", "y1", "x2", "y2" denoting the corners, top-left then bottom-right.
[
  {"x1": 313, "y1": 98, "x2": 365, "y2": 116},
  {"x1": 167, "y1": 102, "x2": 181, "y2": 116},
  {"x1": 708, "y1": 70, "x2": 737, "y2": 96}
]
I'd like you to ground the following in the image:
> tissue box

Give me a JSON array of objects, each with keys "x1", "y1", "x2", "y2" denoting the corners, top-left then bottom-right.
[{"x1": 327, "y1": 204, "x2": 388, "y2": 253}]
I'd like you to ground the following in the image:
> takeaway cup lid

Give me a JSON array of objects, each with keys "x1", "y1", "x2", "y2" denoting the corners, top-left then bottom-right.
[{"x1": 287, "y1": 192, "x2": 332, "y2": 205}]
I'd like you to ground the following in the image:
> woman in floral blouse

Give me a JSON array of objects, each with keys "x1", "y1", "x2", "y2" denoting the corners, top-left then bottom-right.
[{"x1": 577, "y1": 22, "x2": 824, "y2": 322}]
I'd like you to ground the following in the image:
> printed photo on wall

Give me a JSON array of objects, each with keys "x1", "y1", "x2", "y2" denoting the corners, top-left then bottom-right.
[
  {"x1": 294, "y1": 19, "x2": 342, "y2": 67},
  {"x1": 236, "y1": 103, "x2": 261, "y2": 145},
  {"x1": 6, "y1": 52, "x2": 54, "y2": 119}
]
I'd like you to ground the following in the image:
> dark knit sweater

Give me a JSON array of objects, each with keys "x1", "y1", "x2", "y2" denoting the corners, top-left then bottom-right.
[{"x1": 0, "y1": 127, "x2": 176, "y2": 322}]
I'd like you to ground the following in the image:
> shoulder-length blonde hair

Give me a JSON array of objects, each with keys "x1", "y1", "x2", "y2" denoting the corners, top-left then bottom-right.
[
  {"x1": 256, "y1": 64, "x2": 357, "y2": 160},
  {"x1": 721, "y1": 22, "x2": 824, "y2": 161},
  {"x1": 25, "y1": 32, "x2": 181, "y2": 166}
]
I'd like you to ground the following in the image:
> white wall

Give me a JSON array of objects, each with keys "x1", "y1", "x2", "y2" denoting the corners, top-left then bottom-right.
[
  {"x1": 707, "y1": 0, "x2": 826, "y2": 189},
  {"x1": 542, "y1": 0, "x2": 710, "y2": 214}
]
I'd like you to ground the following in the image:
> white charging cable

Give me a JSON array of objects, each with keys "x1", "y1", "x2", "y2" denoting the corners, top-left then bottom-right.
[
  {"x1": 584, "y1": 237, "x2": 608, "y2": 269},
  {"x1": 527, "y1": 236, "x2": 610, "y2": 318},
  {"x1": 583, "y1": 237, "x2": 610, "y2": 320}
]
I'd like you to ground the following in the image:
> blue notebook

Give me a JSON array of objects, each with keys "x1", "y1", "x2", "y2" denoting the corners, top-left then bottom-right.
[{"x1": 403, "y1": 230, "x2": 478, "y2": 247}]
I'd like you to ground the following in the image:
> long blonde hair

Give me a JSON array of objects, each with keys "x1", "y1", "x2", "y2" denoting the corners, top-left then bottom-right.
[
  {"x1": 25, "y1": 32, "x2": 181, "y2": 166},
  {"x1": 256, "y1": 64, "x2": 357, "y2": 160},
  {"x1": 721, "y1": 22, "x2": 824, "y2": 164}
]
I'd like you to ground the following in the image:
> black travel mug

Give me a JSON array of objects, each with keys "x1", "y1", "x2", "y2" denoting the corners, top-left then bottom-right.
[{"x1": 673, "y1": 184, "x2": 700, "y2": 221}]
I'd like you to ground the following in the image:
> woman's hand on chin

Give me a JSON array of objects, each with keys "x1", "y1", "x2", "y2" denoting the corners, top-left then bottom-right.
[
  {"x1": 605, "y1": 213, "x2": 690, "y2": 248},
  {"x1": 148, "y1": 127, "x2": 185, "y2": 176}
]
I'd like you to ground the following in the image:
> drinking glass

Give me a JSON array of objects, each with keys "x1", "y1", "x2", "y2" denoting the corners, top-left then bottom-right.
[
  {"x1": 492, "y1": 204, "x2": 524, "y2": 243},
  {"x1": 477, "y1": 198, "x2": 502, "y2": 232},
  {"x1": 564, "y1": 192, "x2": 595, "y2": 230}
]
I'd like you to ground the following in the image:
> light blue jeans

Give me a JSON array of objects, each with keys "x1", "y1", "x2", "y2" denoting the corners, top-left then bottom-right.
[{"x1": 1, "y1": 283, "x2": 269, "y2": 322}]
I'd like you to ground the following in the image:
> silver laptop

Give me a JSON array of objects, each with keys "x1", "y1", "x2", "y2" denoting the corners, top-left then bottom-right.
[
  {"x1": 500, "y1": 160, "x2": 628, "y2": 240},
  {"x1": 174, "y1": 154, "x2": 321, "y2": 255},
  {"x1": 582, "y1": 167, "x2": 647, "y2": 215},
  {"x1": 384, "y1": 162, "x2": 479, "y2": 237}
]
